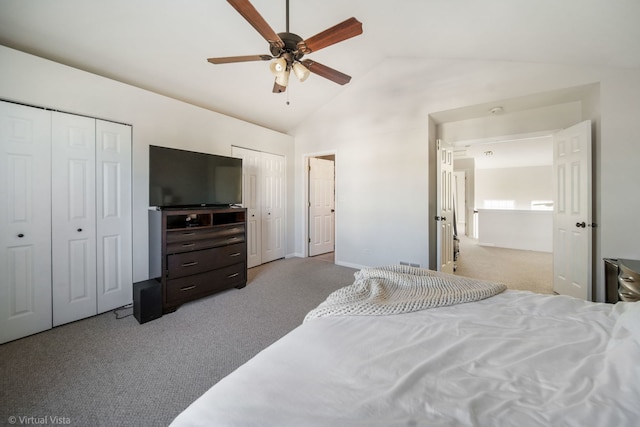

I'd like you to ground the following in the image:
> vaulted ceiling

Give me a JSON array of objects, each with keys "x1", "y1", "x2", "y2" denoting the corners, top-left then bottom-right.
[{"x1": 1, "y1": 0, "x2": 639, "y2": 134}]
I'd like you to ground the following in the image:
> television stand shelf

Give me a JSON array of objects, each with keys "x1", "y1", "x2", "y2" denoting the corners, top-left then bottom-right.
[{"x1": 149, "y1": 207, "x2": 247, "y2": 313}]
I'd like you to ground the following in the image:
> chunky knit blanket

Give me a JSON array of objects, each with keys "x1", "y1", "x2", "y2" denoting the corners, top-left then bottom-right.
[{"x1": 304, "y1": 265, "x2": 507, "y2": 321}]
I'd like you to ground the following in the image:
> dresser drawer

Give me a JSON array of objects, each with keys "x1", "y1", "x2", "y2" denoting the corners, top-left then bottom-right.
[
  {"x1": 618, "y1": 259, "x2": 640, "y2": 297},
  {"x1": 167, "y1": 227, "x2": 218, "y2": 243},
  {"x1": 167, "y1": 243, "x2": 246, "y2": 279},
  {"x1": 165, "y1": 263, "x2": 247, "y2": 304},
  {"x1": 167, "y1": 234, "x2": 245, "y2": 254},
  {"x1": 167, "y1": 224, "x2": 245, "y2": 244}
]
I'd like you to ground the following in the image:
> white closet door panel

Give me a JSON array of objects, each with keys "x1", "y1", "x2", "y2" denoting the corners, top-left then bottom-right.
[
  {"x1": 261, "y1": 152, "x2": 285, "y2": 263},
  {"x1": 232, "y1": 147, "x2": 262, "y2": 268},
  {"x1": 68, "y1": 238, "x2": 93, "y2": 300},
  {"x1": 52, "y1": 112, "x2": 97, "y2": 326},
  {"x1": 245, "y1": 170, "x2": 261, "y2": 267},
  {"x1": 0, "y1": 102, "x2": 52, "y2": 344},
  {"x1": 96, "y1": 120, "x2": 132, "y2": 312}
]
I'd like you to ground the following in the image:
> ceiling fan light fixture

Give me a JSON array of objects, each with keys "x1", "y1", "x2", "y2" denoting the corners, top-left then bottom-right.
[
  {"x1": 274, "y1": 69, "x2": 290, "y2": 88},
  {"x1": 292, "y1": 62, "x2": 310, "y2": 82},
  {"x1": 270, "y1": 57, "x2": 287, "y2": 74}
]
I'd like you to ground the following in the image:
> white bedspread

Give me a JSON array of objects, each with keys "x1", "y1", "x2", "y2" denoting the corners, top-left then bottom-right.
[
  {"x1": 305, "y1": 265, "x2": 507, "y2": 320},
  {"x1": 171, "y1": 291, "x2": 640, "y2": 427}
]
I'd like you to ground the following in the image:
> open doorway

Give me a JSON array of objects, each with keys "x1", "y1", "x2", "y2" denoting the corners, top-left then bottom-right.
[
  {"x1": 307, "y1": 154, "x2": 336, "y2": 263},
  {"x1": 429, "y1": 84, "x2": 599, "y2": 298},
  {"x1": 452, "y1": 135, "x2": 555, "y2": 294}
]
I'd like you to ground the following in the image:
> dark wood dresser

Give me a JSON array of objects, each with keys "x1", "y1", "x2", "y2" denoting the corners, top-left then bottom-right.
[{"x1": 149, "y1": 207, "x2": 247, "y2": 313}]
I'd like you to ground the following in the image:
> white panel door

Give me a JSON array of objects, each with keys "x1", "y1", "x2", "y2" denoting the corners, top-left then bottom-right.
[
  {"x1": 553, "y1": 120, "x2": 592, "y2": 300},
  {"x1": 232, "y1": 146, "x2": 262, "y2": 268},
  {"x1": 261, "y1": 152, "x2": 285, "y2": 263},
  {"x1": 0, "y1": 102, "x2": 52, "y2": 344},
  {"x1": 95, "y1": 120, "x2": 132, "y2": 312},
  {"x1": 52, "y1": 112, "x2": 97, "y2": 326},
  {"x1": 436, "y1": 139, "x2": 454, "y2": 274},
  {"x1": 308, "y1": 157, "x2": 335, "y2": 257}
]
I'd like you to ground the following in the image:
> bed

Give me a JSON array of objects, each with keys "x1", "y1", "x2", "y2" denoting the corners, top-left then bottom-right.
[{"x1": 170, "y1": 265, "x2": 640, "y2": 426}]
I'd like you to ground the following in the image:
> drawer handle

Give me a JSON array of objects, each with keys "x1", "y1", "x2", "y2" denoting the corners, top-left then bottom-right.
[
  {"x1": 227, "y1": 273, "x2": 240, "y2": 278},
  {"x1": 621, "y1": 276, "x2": 636, "y2": 282},
  {"x1": 229, "y1": 252, "x2": 241, "y2": 257},
  {"x1": 182, "y1": 243, "x2": 195, "y2": 247},
  {"x1": 227, "y1": 237, "x2": 239, "y2": 241},
  {"x1": 180, "y1": 285, "x2": 197, "y2": 291},
  {"x1": 181, "y1": 261, "x2": 199, "y2": 267},
  {"x1": 182, "y1": 232, "x2": 196, "y2": 236}
]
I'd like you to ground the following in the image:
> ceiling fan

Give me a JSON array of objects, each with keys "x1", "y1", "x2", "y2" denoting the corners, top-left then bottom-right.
[{"x1": 207, "y1": 0, "x2": 363, "y2": 93}]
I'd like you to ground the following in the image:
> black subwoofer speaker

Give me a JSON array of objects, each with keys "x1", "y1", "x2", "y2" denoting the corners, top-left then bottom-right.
[{"x1": 133, "y1": 279, "x2": 162, "y2": 324}]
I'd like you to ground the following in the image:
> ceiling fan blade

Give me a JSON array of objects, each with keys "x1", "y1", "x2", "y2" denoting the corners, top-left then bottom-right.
[
  {"x1": 301, "y1": 60, "x2": 351, "y2": 85},
  {"x1": 207, "y1": 55, "x2": 273, "y2": 64},
  {"x1": 227, "y1": 0, "x2": 284, "y2": 49},
  {"x1": 298, "y1": 17, "x2": 363, "y2": 54}
]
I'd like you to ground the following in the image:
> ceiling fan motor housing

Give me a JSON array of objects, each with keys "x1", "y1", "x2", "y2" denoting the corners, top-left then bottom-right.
[{"x1": 271, "y1": 32, "x2": 305, "y2": 63}]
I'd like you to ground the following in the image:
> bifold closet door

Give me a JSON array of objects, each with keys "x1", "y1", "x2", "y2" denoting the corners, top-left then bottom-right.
[
  {"x1": 95, "y1": 120, "x2": 132, "y2": 312},
  {"x1": 261, "y1": 152, "x2": 285, "y2": 264},
  {"x1": 1, "y1": 103, "x2": 132, "y2": 339},
  {"x1": 232, "y1": 147, "x2": 285, "y2": 267},
  {"x1": 51, "y1": 112, "x2": 97, "y2": 327},
  {"x1": 232, "y1": 146, "x2": 262, "y2": 268},
  {"x1": 0, "y1": 102, "x2": 53, "y2": 344}
]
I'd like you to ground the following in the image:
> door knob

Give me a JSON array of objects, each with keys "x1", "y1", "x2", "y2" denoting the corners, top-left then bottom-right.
[
  {"x1": 434, "y1": 216, "x2": 447, "y2": 221},
  {"x1": 575, "y1": 222, "x2": 586, "y2": 228}
]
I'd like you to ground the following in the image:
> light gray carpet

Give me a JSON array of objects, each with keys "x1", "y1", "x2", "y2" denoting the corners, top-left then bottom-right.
[
  {"x1": 0, "y1": 257, "x2": 357, "y2": 427},
  {"x1": 454, "y1": 233, "x2": 554, "y2": 295}
]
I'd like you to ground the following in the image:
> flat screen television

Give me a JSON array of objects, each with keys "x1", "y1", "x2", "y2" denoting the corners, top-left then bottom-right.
[{"x1": 149, "y1": 145, "x2": 242, "y2": 208}]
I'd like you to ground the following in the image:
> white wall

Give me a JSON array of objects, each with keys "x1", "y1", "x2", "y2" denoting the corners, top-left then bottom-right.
[
  {"x1": 439, "y1": 101, "x2": 584, "y2": 143},
  {"x1": 475, "y1": 166, "x2": 553, "y2": 210},
  {"x1": 293, "y1": 58, "x2": 640, "y2": 302},
  {"x1": 477, "y1": 209, "x2": 553, "y2": 252},
  {"x1": 0, "y1": 46, "x2": 295, "y2": 283}
]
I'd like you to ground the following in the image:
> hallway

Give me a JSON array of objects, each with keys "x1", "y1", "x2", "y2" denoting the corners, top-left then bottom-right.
[{"x1": 454, "y1": 233, "x2": 554, "y2": 295}]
